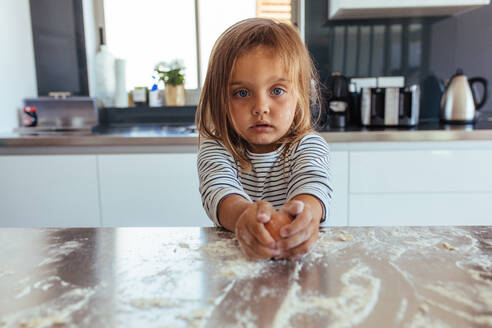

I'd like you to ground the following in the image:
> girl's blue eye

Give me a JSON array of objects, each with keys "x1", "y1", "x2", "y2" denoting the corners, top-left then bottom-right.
[
  {"x1": 235, "y1": 90, "x2": 249, "y2": 98},
  {"x1": 272, "y1": 88, "x2": 285, "y2": 96}
]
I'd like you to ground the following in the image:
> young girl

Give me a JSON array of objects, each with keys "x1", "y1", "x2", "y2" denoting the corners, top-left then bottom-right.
[{"x1": 196, "y1": 18, "x2": 333, "y2": 260}]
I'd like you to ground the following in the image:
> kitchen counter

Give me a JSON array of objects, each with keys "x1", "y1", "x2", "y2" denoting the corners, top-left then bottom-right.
[
  {"x1": 0, "y1": 226, "x2": 491, "y2": 327},
  {"x1": 2, "y1": 124, "x2": 492, "y2": 150}
]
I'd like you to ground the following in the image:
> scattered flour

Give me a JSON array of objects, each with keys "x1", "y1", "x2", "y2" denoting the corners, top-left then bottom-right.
[
  {"x1": 19, "y1": 312, "x2": 67, "y2": 328},
  {"x1": 395, "y1": 298, "x2": 408, "y2": 323},
  {"x1": 233, "y1": 308, "x2": 257, "y2": 328},
  {"x1": 38, "y1": 241, "x2": 82, "y2": 267},
  {"x1": 0, "y1": 270, "x2": 14, "y2": 279},
  {"x1": 406, "y1": 312, "x2": 450, "y2": 328},
  {"x1": 271, "y1": 263, "x2": 381, "y2": 328},
  {"x1": 338, "y1": 234, "x2": 353, "y2": 241},
  {"x1": 201, "y1": 239, "x2": 266, "y2": 279},
  {"x1": 3, "y1": 286, "x2": 96, "y2": 328}
]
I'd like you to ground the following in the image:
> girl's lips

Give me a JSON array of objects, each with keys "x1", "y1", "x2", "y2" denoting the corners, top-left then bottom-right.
[{"x1": 251, "y1": 123, "x2": 272, "y2": 132}]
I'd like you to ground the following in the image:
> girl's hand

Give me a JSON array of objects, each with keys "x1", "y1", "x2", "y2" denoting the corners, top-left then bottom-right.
[
  {"x1": 235, "y1": 201, "x2": 280, "y2": 260},
  {"x1": 275, "y1": 200, "x2": 321, "y2": 259}
]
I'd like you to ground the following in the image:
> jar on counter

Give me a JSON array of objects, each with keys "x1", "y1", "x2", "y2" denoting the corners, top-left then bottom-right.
[
  {"x1": 22, "y1": 106, "x2": 37, "y2": 127},
  {"x1": 133, "y1": 87, "x2": 148, "y2": 106}
]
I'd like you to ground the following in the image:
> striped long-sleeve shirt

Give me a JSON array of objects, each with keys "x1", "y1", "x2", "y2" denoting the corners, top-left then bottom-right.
[{"x1": 197, "y1": 133, "x2": 333, "y2": 227}]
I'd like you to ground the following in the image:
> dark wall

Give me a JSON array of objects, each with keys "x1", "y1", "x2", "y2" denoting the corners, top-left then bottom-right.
[
  {"x1": 430, "y1": 4, "x2": 492, "y2": 113},
  {"x1": 30, "y1": 0, "x2": 88, "y2": 96},
  {"x1": 305, "y1": 0, "x2": 491, "y2": 117}
]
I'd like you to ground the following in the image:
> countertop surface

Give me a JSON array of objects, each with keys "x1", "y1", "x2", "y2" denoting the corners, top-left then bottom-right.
[
  {"x1": 0, "y1": 226, "x2": 491, "y2": 327},
  {"x1": 2, "y1": 115, "x2": 492, "y2": 148}
]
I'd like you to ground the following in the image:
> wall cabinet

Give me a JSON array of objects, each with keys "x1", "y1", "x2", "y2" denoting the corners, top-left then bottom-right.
[
  {"x1": 0, "y1": 155, "x2": 100, "y2": 227},
  {"x1": 328, "y1": 0, "x2": 490, "y2": 20}
]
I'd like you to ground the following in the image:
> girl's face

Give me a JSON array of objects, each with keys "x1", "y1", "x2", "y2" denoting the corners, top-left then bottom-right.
[{"x1": 229, "y1": 46, "x2": 297, "y2": 153}]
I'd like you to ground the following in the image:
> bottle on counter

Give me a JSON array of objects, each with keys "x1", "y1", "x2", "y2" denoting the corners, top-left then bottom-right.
[
  {"x1": 114, "y1": 58, "x2": 129, "y2": 108},
  {"x1": 95, "y1": 27, "x2": 116, "y2": 107},
  {"x1": 22, "y1": 106, "x2": 37, "y2": 127},
  {"x1": 149, "y1": 76, "x2": 163, "y2": 107}
]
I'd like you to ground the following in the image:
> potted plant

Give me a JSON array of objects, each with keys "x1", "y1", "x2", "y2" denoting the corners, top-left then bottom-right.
[{"x1": 154, "y1": 59, "x2": 186, "y2": 106}]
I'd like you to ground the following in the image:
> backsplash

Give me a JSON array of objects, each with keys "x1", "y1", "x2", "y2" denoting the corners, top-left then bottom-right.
[{"x1": 306, "y1": 0, "x2": 492, "y2": 116}]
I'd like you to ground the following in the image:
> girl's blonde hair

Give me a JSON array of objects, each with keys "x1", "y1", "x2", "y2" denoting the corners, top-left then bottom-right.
[{"x1": 196, "y1": 18, "x2": 321, "y2": 171}]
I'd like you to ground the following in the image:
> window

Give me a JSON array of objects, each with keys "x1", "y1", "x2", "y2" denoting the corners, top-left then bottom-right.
[
  {"x1": 103, "y1": 0, "x2": 198, "y2": 90},
  {"x1": 101, "y1": 0, "x2": 293, "y2": 92}
]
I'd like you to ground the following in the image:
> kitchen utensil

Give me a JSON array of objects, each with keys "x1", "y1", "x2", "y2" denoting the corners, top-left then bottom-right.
[{"x1": 440, "y1": 68, "x2": 488, "y2": 123}]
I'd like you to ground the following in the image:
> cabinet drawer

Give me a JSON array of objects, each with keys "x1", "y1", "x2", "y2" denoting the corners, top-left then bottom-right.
[
  {"x1": 350, "y1": 150, "x2": 492, "y2": 193},
  {"x1": 350, "y1": 193, "x2": 492, "y2": 226}
]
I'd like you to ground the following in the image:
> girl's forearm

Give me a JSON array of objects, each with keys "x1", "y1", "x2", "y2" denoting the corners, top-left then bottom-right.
[{"x1": 217, "y1": 194, "x2": 252, "y2": 232}]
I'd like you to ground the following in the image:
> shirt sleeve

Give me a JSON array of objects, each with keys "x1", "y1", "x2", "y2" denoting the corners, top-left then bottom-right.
[
  {"x1": 286, "y1": 134, "x2": 333, "y2": 225},
  {"x1": 197, "y1": 140, "x2": 252, "y2": 227}
]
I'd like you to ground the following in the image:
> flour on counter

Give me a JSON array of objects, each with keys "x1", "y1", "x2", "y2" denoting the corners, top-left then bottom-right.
[
  {"x1": 0, "y1": 269, "x2": 14, "y2": 279},
  {"x1": 37, "y1": 241, "x2": 82, "y2": 267},
  {"x1": 272, "y1": 263, "x2": 381, "y2": 328},
  {"x1": 233, "y1": 308, "x2": 257, "y2": 328},
  {"x1": 19, "y1": 312, "x2": 67, "y2": 328},
  {"x1": 395, "y1": 298, "x2": 408, "y2": 323},
  {"x1": 201, "y1": 238, "x2": 267, "y2": 279},
  {"x1": 406, "y1": 312, "x2": 450, "y2": 328},
  {"x1": 176, "y1": 307, "x2": 211, "y2": 328},
  {"x1": 174, "y1": 281, "x2": 235, "y2": 327},
  {"x1": 423, "y1": 297, "x2": 492, "y2": 326},
  {"x1": 2, "y1": 286, "x2": 96, "y2": 328},
  {"x1": 337, "y1": 234, "x2": 353, "y2": 241}
]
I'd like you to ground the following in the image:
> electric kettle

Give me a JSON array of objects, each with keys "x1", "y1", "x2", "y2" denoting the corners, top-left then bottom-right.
[{"x1": 440, "y1": 69, "x2": 488, "y2": 123}]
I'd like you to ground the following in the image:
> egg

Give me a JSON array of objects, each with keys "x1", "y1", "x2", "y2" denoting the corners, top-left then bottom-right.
[{"x1": 265, "y1": 211, "x2": 293, "y2": 241}]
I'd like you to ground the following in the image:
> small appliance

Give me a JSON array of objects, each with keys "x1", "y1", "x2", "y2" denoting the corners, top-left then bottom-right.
[
  {"x1": 322, "y1": 72, "x2": 351, "y2": 128},
  {"x1": 360, "y1": 84, "x2": 420, "y2": 127},
  {"x1": 440, "y1": 69, "x2": 488, "y2": 124}
]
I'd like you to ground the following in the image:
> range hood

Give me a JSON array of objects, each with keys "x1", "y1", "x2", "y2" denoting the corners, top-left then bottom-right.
[{"x1": 328, "y1": 0, "x2": 491, "y2": 20}]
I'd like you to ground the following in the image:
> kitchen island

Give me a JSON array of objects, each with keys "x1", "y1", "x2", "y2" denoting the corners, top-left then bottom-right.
[{"x1": 0, "y1": 226, "x2": 491, "y2": 327}]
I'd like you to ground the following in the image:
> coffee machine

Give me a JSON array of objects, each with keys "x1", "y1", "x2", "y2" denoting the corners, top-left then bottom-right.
[{"x1": 322, "y1": 72, "x2": 352, "y2": 128}]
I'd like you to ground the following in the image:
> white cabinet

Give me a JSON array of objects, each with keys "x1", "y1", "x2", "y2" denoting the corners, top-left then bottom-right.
[
  {"x1": 97, "y1": 154, "x2": 211, "y2": 227},
  {"x1": 328, "y1": 151, "x2": 349, "y2": 226},
  {"x1": 328, "y1": 0, "x2": 490, "y2": 20},
  {"x1": 0, "y1": 155, "x2": 100, "y2": 227},
  {"x1": 350, "y1": 193, "x2": 492, "y2": 226},
  {"x1": 348, "y1": 149, "x2": 492, "y2": 226}
]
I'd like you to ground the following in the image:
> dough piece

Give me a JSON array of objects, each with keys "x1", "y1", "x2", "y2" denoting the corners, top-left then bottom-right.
[
  {"x1": 442, "y1": 242, "x2": 455, "y2": 251},
  {"x1": 419, "y1": 303, "x2": 429, "y2": 314},
  {"x1": 131, "y1": 298, "x2": 176, "y2": 309},
  {"x1": 338, "y1": 234, "x2": 353, "y2": 241}
]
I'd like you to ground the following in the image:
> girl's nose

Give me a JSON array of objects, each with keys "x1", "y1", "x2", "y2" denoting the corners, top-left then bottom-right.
[
  {"x1": 253, "y1": 106, "x2": 269, "y2": 115},
  {"x1": 253, "y1": 97, "x2": 270, "y2": 115}
]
